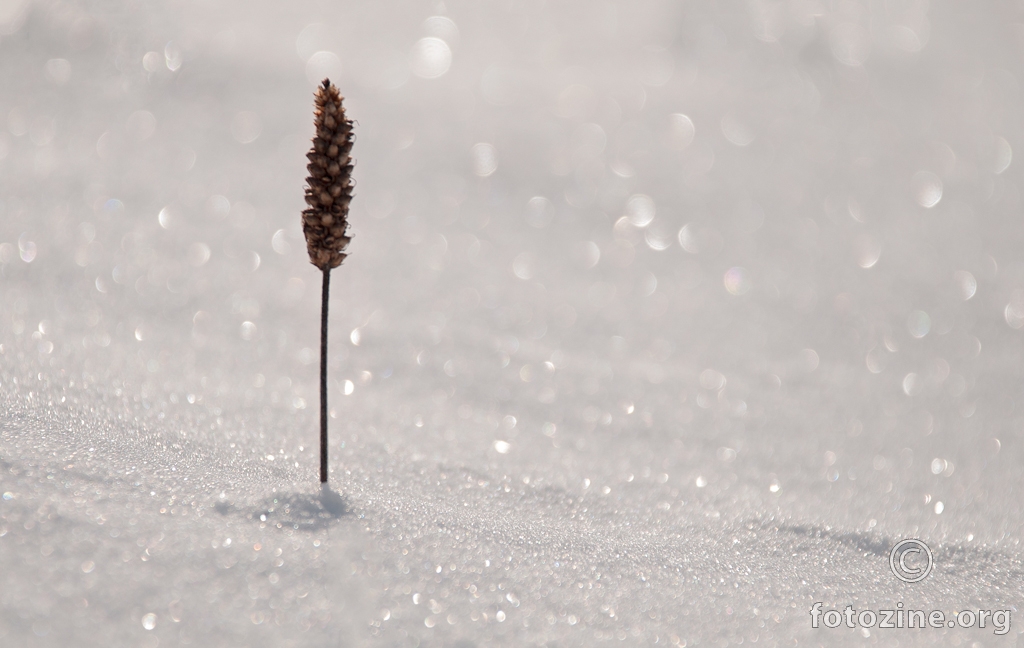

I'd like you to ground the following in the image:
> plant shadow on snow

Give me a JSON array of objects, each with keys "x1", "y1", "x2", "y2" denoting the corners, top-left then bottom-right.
[
  {"x1": 774, "y1": 522, "x2": 1024, "y2": 583},
  {"x1": 775, "y1": 523, "x2": 893, "y2": 556},
  {"x1": 214, "y1": 486, "x2": 351, "y2": 530}
]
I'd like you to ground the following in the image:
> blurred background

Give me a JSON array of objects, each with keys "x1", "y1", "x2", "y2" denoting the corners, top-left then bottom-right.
[{"x1": 2, "y1": 0, "x2": 1024, "y2": 645}]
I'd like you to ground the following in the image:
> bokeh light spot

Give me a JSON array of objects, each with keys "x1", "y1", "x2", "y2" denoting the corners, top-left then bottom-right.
[
  {"x1": 625, "y1": 194, "x2": 655, "y2": 227},
  {"x1": 305, "y1": 51, "x2": 342, "y2": 87},
  {"x1": 471, "y1": 143, "x2": 497, "y2": 177},
  {"x1": 668, "y1": 113, "x2": 694, "y2": 149},
  {"x1": 410, "y1": 37, "x2": 451, "y2": 79},
  {"x1": 954, "y1": 270, "x2": 976, "y2": 300},
  {"x1": 525, "y1": 196, "x2": 554, "y2": 228},
  {"x1": 912, "y1": 171, "x2": 942, "y2": 208},
  {"x1": 994, "y1": 137, "x2": 1013, "y2": 174},
  {"x1": 231, "y1": 111, "x2": 262, "y2": 144},
  {"x1": 907, "y1": 310, "x2": 931, "y2": 338},
  {"x1": 723, "y1": 267, "x2": 750, "y2": 295}
]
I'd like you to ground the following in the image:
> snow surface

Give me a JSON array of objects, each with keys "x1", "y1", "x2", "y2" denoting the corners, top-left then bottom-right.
[{"x1": 2, "y1": 1, "x2": 1024, "y2": 646}]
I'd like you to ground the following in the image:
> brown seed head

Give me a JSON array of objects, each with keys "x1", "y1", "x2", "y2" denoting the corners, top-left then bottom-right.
[{"x1": 302, "y1": 78, "x2": 354, "y2": 270}]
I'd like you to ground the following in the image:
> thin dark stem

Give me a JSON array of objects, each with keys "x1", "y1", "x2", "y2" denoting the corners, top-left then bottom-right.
[{"x1": 320, "y1": 268, "x2": 330, "y2": 484}]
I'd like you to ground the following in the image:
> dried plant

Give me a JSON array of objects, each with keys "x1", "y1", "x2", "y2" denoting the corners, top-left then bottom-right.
[{"x1": 302, "y1": 78, "x2": 354, "y2": 484}]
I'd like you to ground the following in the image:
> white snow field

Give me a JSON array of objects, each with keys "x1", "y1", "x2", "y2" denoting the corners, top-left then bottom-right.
[{"x1": 2, "y1": 1, "x2": 1024, "y2": 646}]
